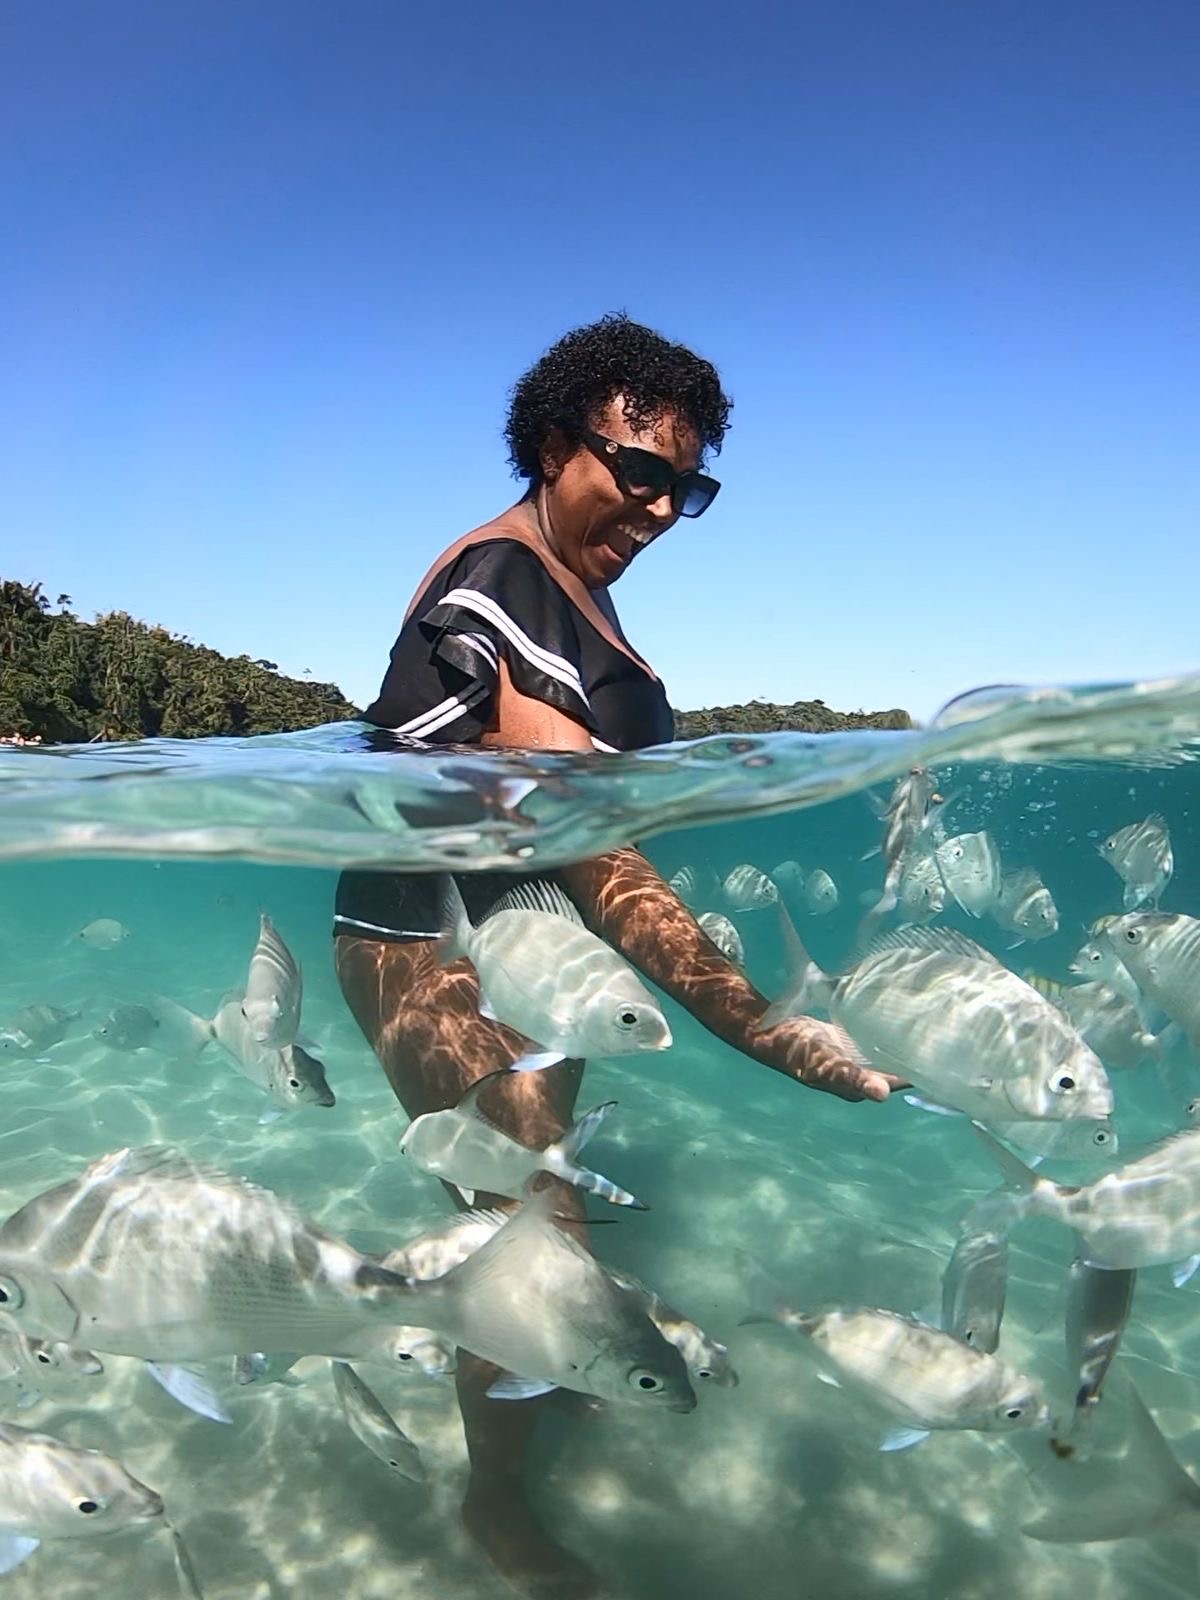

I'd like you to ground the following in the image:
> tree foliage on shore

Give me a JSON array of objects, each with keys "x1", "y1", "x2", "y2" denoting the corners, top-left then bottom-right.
[
  {"x1": 0, "y1": 581, "x2": 359, "y2": 742},
  {"x1": 2, "y1": 579, "x2": 910, "y2": 744},
  {"x1": 672, "y1": 697, "x2": 912, "y2": 739}
]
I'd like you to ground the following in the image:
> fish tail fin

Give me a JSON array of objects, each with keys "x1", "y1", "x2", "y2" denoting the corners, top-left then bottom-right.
[
  {"x1": 759, "y1": 906, "x2": 833, "y2": 1028},
  {"x1": 965, "y1": 1124, "x2": 1050, "y2": 1232},
  {"x1": 555, "y1": 1100, "x2": 616, "y2": 1159},
  {"x1": 436, "y1": 875, "x2": 471, "y2": 965},
  {"x1": 1024, "y1": 1386, "x2": 1200, "y2": 1543},
  {"x1": 549, "y1": 1157, "x2": 647, "y2": 1210}
]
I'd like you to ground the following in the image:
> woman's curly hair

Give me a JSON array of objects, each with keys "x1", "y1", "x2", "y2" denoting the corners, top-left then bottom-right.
[{"x1": 504, "y1": 313, "x2": 732, "y2": 481}]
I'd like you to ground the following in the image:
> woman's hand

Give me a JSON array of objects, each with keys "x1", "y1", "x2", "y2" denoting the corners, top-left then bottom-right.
[{"x1": 751, "y1": 1014, "x2": 904, "y2": 1103}]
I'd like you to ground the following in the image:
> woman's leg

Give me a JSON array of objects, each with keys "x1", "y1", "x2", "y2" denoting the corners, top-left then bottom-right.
[{"x1": 334, "y1": 933, "x2": 597, "y2": 1598}]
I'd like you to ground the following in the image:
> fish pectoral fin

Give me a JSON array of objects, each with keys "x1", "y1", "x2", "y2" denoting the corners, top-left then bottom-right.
[
  {"x1": 146, "y1": 1361, "x2": 233, "y2": 1424},
  {"x1": 509, "y1": 1049, "x2": 567, "y2": 1074},
  {"x1": 454, "y1": 1185, "x2": 476, "y2": 1207},
  {"x1": 815, "y1": 1371, "x2": 842, "y2": 1388},
  {"x1": 477, "y1": 994, "x2": 500, "y2": 1023},
  {"x1": 486, "y1": 1374, "x2": 559, "y2": 1401},
  {"x1": 903, "y1": 1095, "x2": 962, "y2": 1118},
  {"x1": 1171, "y1": 1253, "x2": 1200, "y2": 1289},
  {"x1": 258, "y1": 1105, "x2": 288, "y2": 1126},
  {"x1": 880, "y1": 1426, "x2": 932, "y2": 1452},
  {"x1": 0, "y1": 1535, "x2": 40, "y2": 1575}
]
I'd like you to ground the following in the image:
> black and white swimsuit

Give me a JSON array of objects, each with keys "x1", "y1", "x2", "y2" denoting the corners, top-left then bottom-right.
[{"x1": 334, "y1": 536, "x2": 673, "y2": 942}]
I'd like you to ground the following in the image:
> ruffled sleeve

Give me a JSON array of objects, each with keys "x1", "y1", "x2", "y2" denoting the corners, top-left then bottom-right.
[{"x1": 363, "y1": 540, "x2": 596, "y2": 740}]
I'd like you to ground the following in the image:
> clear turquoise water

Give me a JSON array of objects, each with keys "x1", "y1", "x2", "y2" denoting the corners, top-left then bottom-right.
[{"x1": 1, "y1": 678, "x2": 1200, "y2": 1600}]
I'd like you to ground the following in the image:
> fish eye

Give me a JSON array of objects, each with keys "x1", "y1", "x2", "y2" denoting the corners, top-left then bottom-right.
[
  {"x1": 396, "y1": 1350, "x2": 414, "y2": 1362},
  {"x1": 696, "y1": 1367, "x2": 714, "y2": 1380},
  {"x1": 0, "y1": 1277, "x2": 24, "y2": 1309},
  {"x1": 387, "y1": 1458, "x2": 401, "y2": 1469},
  {"x1": 1087, "y1": 950, "x2": 1101, "y2": 963},
  {"x1": 630, "y1": 1369, "x2": 664, "y2": 1392},
  {"x1": 76, "y1": 1500, "x2": 100, "y2": 1515},
  {"x1": 35, "y1": 1349, "x2": 52, "y2": 1365},
  {"x1": 1004, "y1": 1407, "x2": 1024, "y2": 1421},
  {"x1": 287, "y1": 1077, "x2": 301, "y2": 1089},
  {"x1": 615, "y1": 1008, "x2": 639, "y2": 1029},
  {"x1": 1054, "y1": 1075, "x2": 1077, "y2": 1092},
  {"x1": 1188, "y1": 1099, "x2": 1200, "y2": 1117},
  {"x1": 949, "y1": 845, "x2": 963, "y2": 859},
  {"x1": 1124, "y1": 928, "x2": 1140, "y2": 943},
  {"x1": 1093, "y1": 1129, "x2": 1112, "y2": 1145}
]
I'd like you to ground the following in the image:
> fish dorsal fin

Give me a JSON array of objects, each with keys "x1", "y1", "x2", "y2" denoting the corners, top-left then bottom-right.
[
  {"x1": 439, "y1": 1185, "x2": 568, "y2": 1291},
  {"x1": 81, "y1": 1144, "x2": 275, "y2": 1201},
  {"x1": 867, "y1": 926, "x2": 997, "y2": 965},
  {"x1": 1145, "y1": 812, "x2": 1169, "y2": 831},
  {"x1": 455, "y1": 1068, "x2": 515, "y2": 1129},
  {"x1": 482, "y1": 880, "x2": 583, "y2": 926}
]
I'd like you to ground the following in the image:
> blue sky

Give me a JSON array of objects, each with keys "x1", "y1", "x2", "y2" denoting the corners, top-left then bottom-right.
[{"x1": 3, "y1": 1, "x2": 1197, "y2": 723}]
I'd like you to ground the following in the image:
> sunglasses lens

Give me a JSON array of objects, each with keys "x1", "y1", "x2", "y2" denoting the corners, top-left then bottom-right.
[
  {"x1": 674, "y1": 475, "x2": 720, "y2": 518},
  {"x1": 618, "y1": 447, "x2": 675, "y2": 498}
]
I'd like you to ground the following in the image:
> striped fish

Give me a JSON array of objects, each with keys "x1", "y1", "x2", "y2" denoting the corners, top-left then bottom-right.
[
  {"x1": 400, "y1": 1070, "x2": 647, "y2": 1209},
  {"x1": 242, "y1": 913, "x2": 303, "y2": 1047}
]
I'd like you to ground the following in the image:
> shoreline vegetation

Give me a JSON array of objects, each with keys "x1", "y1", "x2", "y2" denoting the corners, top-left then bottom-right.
[{"x1": 1, "y1": 580, "x2": 912, "y2": 744}]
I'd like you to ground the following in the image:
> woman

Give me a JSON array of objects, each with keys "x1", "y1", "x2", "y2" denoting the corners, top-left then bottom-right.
[{"x1": 335, "y1": 314, "x2": 895, "y2": 1597}]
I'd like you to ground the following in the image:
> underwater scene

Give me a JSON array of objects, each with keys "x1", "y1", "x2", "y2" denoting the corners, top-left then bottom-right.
[{"x1": 1, "y1": 678, "x2": 1200, "y2": 1600}]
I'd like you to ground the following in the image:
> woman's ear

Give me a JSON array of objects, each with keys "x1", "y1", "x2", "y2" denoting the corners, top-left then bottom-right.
[{"x1": 539, "y1": 428, "x2": 572, "y2": 486}]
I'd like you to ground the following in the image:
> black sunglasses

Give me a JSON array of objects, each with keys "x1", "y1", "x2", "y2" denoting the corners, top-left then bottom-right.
[{"x1": 582, "y1": 431, "x2": 721, "y2": 519}]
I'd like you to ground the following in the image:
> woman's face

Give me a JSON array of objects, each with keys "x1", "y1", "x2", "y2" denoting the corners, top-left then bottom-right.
[{"x1": 539, "y1": 396, "x2": 701, "y2": 590}]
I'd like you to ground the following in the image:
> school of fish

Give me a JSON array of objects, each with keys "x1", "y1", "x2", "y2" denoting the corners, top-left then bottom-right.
[{"x1": 0, "y1": 783, "x2": 1195, "y2": 1588}]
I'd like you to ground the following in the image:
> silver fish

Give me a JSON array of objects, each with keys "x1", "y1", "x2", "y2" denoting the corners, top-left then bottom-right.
[
  {"x1": 340, "y1": 1325, "x2": 456, "y2": 1378},
  {"x1": 991, "y1": 868, "x2": 1059, "y2": 941},
  {"x1": 940, "y1": 1230, "x2": 1008, "y2": 1354},
  {"x1": 1100, "y1": 814, "x2": 1173, "y2": 910},
  {"x1": 897, "y1": 849, "x2": 945, "y2": 924},
  {"x1": 765, "y1": 922, "x2": 1113, "y2": 1126},
  {"x1": 935, "y1": 832, "x2": 1002, "y2": 918},
  {"x1": 330, "y1": 1361, "x2": 424, "y2": 1482},
  {"x1": 770, "y1": 860, "x2": 808, "y2": 899},
  {"x1": 1103, "y1": 913, "x2": 1200, "y2": 1050},
  {"x1": 0, "y1": 1146, "x2": 422, "y2": 1361},
  {"x1": 92, "y1": 1003, "x2": 159, "y2": 1052},
  {"x1": 136, "y1": 993, "x2": 215, "y2": 1064},
  {"x1": 1064, "y1": 1257, "x2": 1136, "y2": 1433},
  {"x1": 0, "y1": 1005, "x2": 78, "y2": 1057},
  {"x1": 383, "y1": 1212, "x2": 729, "y2": 1385},
  {"x1": 974, "y1": 1124, "x2": 1200, "y2": 1271},
  {"x1": 1026, "y1": 975, "x2": 1159, "y2": 1070},
  {"x1": 1068, "y1": 930, "x2": 1142, "y2": 1006},
  {"x1": 697, "y1": 912, "x2": 745, "y2": 966},
  {"x1": 0, "y1": 1331, "x2": 104, "y2": 1398},
  {"x1": 607, "y1": 1269, "x2": 737, "y2": 1387},
  {"x1": 439, "y1": 877, "x2": 671, "y2": 1066},
  {"x1": 400, "y1": 1187, "x2": 694, "y2": 1411},
  {"x1": 73, "y1": 919, "x2": 130, "y2": 950},
  {"x1": 668, "y1": 865, "x2": 714, "y2": 910},
  {"x1": 242, "y1": 914, "x2": 303, "y2": 1047},
  {"x1": 742, "y1": 1260, "x2": 1047, "y2": 1443},
  {"x1": 0, "y1": 1421, "x2": 163, "y2": 1575},
  {"x1": 400, "y1": 1070, "x2": 647, "y2": 1210},
  {"x1": 803, "y1": 869, "x2": 839, "y2": 915},
  {"x1": 210, "y1": 993, "x2": 335, "y2": 1114},
  {"x1": 1024, "y1": 1385, "x2": 1200, "y2": 1543},
  {"x1": 863, "y1": 767, "x2": 945, "y2": 926},
  {"x1": 721, "y1": 864, "x2": 779, "y2": 912},
  {"x1": 382, "y1": 1209, "x2": 512, "y2": 1283}
]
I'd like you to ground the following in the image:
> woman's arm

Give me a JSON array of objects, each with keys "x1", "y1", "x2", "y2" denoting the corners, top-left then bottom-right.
[{"x1": 485, "y1": 668, "x2": 894, "y2": 1102}]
